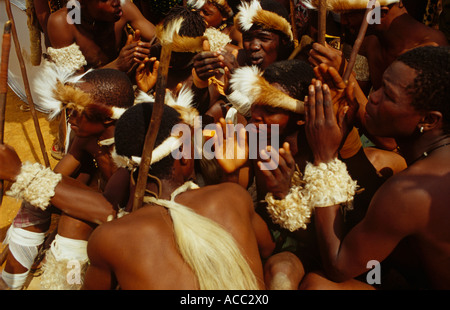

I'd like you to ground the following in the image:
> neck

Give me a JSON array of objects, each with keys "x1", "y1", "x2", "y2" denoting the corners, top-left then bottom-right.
[
  {"x1": 375, "y1": 9, "x2": 414, "y2": 48},
  {"x1": 97, "y1": 124, "x2": 115, "y2": 143},
  {"x1": 146, "y1": 176, "x2": 187, "y2": 201},
  {"x1": 397, "y1": 132, "x2": 450, "y2": 165}
]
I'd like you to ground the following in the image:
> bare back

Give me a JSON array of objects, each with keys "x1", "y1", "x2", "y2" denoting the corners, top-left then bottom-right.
[{"x1": 84, "y1": 182, "x2": 269, "y2": 289}]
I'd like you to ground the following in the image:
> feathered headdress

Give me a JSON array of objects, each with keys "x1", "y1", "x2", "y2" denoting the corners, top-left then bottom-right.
[
  {"x1": 187, "y1": 0, "x2": 234, "y2": 17},
  {"x1": 227, "y1": 66, "x2": 304, "y2": 117},
  {"x1": 32, "y1": 61, "x2": 127, "y2": 121},
  {"x1": 113, "y1": 85, "x2": 199, "y2": 170},
  {"x1": 303, "y1": 0, "x2": 399, "y2": 12},
  {"x1": 234, "y1": 0, "x2": 293, "y2": 41}
]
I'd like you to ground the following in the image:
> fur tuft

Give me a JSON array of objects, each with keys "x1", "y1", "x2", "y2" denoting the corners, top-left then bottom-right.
[
  {"x1": 303, "y1": 0, "x2": 399, "y2": 12},
  {"x1": 236, "y1": 0, "x2": 261, "y2": 32},
  {"x1": 32, "y1": 60, "x2": 86, "y2": 119}
]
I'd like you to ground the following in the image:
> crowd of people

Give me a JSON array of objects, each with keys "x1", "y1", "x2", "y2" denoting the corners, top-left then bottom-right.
[{"x1": 0, "y1": 0, "x2": 449, "y2": 290}]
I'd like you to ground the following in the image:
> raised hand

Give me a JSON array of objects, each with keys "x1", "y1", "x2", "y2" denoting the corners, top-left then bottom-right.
[
  {"x1": 211, "y1": 118, "x2": 248, "y2": 174},
  {"x1": 257, "y1": 142, "x2": 296, "y2": 199},
  {"x1": 313, "y1": 63, "x2": 359, "y2": 136},
  {"x1": 305, "y1": 80, "x2": 349, "y2": 165},
  {"x1": 135, "y1": 57, "x2": 159, "y2": 93}
]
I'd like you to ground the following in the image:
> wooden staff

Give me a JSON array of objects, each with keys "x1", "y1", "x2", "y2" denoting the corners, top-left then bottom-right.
[
  {"x1": 289, "y1": 0, "x2": 298, "y2": 44},
  {"x1": 342, "y1": 5, "x2": 372, "y2": 83},
  {"x1": 132, "y1": 44, "x2": 172, "y2": 212},
  {"x1": 5, "y1": 0, "x2": 50, "y2": 167},
  {"x1": 0, "y1": 21, "x2": 12, "y2": 207},
  {"x1": 318, "y1": 0, "x2": 327, "y2": 45}
]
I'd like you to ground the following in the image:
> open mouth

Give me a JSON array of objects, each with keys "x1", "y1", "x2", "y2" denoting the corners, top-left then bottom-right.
[{"x1": 250, "y1": 56, "x2": 263, "y2": 66}]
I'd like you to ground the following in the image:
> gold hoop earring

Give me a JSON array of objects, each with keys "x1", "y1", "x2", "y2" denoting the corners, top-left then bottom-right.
[{"x1": 420, "y1": 126, "x2": 424, "y2": 133}]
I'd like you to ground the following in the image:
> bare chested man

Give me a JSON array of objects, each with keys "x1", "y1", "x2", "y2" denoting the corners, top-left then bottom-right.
[
  {"x1": 47, "y1": 0, "x2": 156, "y2": 72},
  {"x1": 308, "y1": 0, "x2": 448, "y2": 151},
  {"x1": 300, "y1": 45, "x2": 450, "y2": 289}
]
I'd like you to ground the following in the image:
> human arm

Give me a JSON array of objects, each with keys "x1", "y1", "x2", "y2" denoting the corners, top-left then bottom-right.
[
  {"x1": 83, "y1": 223, "x2": 116, "y2": 289},
  {"x1": 122, "y1": 0, "x2": 156, "y2": 41},
  {"x1": 0, "y1": 144, "x2": 116, "y2": 224},
  {"x1": 304, "y1": 80, "x2": 419, "y2": 282}
]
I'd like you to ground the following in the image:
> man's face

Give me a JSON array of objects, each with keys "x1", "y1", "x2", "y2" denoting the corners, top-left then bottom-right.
[
  {"x1": 84, "y1": 0, "x2": 123, "y2": 22},
  {"x1": 340, "y1": 10, "x2": 367, "y2": 36},
  {"x1": 199, "y1": 2, "x2": 226, "y2": 28},
  {"x1": 364, "y1": 61, "x2": 421, "y2": 138},
  {"x1": 242, "y1": 27, "x2": 281, "y2": 69},
  {"x1": 248, "y1": 84, "x2": 297, "y2": 142},
  {"x1": 67, "y1": 109, "x2": 108, "y2": 138}
]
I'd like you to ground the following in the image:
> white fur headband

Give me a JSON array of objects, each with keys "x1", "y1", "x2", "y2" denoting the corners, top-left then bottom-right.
[
  {"x1": 227, "y1": 66, "x2": 304, "y2": 117},
  {"x1": 234, "y1": 0, "x2": 293, "y2": 41}
]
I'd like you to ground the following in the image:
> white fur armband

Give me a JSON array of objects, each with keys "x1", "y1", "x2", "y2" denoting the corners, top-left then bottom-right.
[
  {"x1": 6, "y1": 162, "x2": 62, "y2": 211},
  {"x1": 265, "y1": 171, "x2": 312, "y2": 232},
  {"x1": 265, "y1": 158, "x2": 357, "y2": 232},
  {"x1": 303, "y1": 158, "x2": 357, "y2": 209},
  {"x1": 46, "y1": 43, "x2": 87, "y2": 72}
]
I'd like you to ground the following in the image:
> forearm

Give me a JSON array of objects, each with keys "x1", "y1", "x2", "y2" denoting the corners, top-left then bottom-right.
[
  {"x1": 50, "y1": 176, "x2": 116, "y2": 225},
  {"x1": 314, "y1": 205, "x2": 350, "y2": 282}
]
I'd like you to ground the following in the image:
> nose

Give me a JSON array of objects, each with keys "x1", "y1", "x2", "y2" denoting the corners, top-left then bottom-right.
[
  {"x1": 368, "y1": 88, "x2": 381, "y2": 106},
  {"x1": 249, "y1": 39, "x2": 261, "y2": 51},
  {"x1": 111, "y1": 0, "x2": 120, "y2": 7}
]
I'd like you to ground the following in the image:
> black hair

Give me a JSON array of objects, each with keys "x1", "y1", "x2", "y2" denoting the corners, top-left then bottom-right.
[
  {"x1": 164, "y1": 5, "x2": 207, "y2": 37},
  {"x1": 397, "y1": 46, "x2": 450, "y2": 133},
  {"x1": 262, "y1": 59, "x2": 315, "y2": 101},
  {"x1": 114, "y1": 101, "x2": 183, "y2": 179},
  {"x1": 81, "y1": 68, "x2": 134, "y2": 109}
]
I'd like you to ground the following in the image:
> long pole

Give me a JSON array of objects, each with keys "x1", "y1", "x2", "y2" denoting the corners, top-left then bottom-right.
[
  {"x1": 318, "y1": 0, "x2": 327, "y2": 45},
  {"x1": 342, "y1": 6, "x2": 372, "y2": 83},
  {"x1": 132, "y1": 44, "x2": 172, "y2": 211},
  {"x1": 0, "y1": 21, "x2": 12, "y2": 207},
  {"x1": 5, "y1": 0, "x2": 50, "y2": 167}
]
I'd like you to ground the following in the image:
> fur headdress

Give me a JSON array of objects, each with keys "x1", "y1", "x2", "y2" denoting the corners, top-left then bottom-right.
[
  {"x1": 156, "y1": 16, "x2": 231, "y2": 53},
  {"x1": 32, "y1": 62, "x2": 127, "y2": 121},
  {"x1": 187, "y1": 0, "x2": 234, "y2": 17},
  {"x1": 156, "y1": 16, "x2": 205, "y2": 53},
  {"x1": 234, "y1": 0, "x2": 293, "y2": 41},
  {"x1": 113, "y1": 85, "x2": 199, "y2": 170},
  {"x1": 227, "y1": 66, "x2": 304, "y2": 117},
  {"x1": 303, "y1": 0, "x2": 399, "y2": 12}
]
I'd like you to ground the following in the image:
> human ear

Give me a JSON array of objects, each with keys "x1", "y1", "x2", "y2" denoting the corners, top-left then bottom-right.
[{"x1": 419, "y1": 111, "x2": 443, "y2": 132}]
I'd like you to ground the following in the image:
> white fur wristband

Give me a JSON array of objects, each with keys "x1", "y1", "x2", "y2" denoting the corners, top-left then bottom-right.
[
  {"x1": 265, "y1": 171, "x2": 312, "y2": 232},
  {"x1": 303, "y1": 158, "x2": 357, "y2": 209},
  {"x1": 6, "y1": 162, "x2": 62, "y2": 211}
]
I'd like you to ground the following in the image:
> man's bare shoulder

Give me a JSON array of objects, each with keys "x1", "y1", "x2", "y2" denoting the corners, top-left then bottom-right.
[{"x1": 47, "y1": 8, "x2": 76, "y2": 47}]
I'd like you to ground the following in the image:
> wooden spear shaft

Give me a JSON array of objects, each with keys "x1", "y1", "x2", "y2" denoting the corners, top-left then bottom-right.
[
  {"x1": 318, "y1": 0, "x2": 327, "y2": 45},
  {"x1": 342, "y1": 6, "x2": 372, "y2": 84},
  {"x1": 5, "y1": 0, "x2": 50, "y2": 167},
  {"x1": 132, "y1": 44, "x2": 172, "y2": 212},
  {"x1": 0, "y1": 21, "x2": 12, "y2": 207}
]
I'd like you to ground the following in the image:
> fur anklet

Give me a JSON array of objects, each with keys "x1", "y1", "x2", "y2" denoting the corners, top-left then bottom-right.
[{"x1": 6, "y1": 162, "x2": 62, "y2": 211}]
